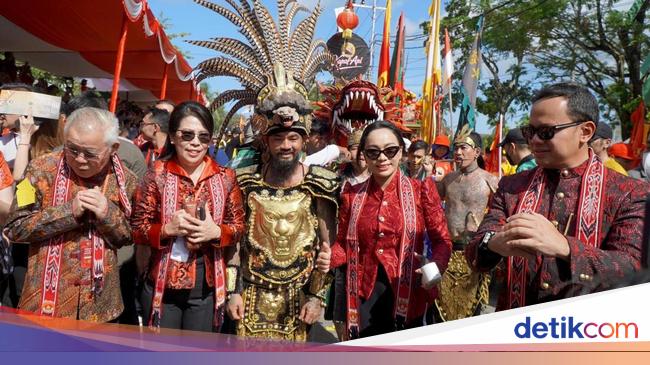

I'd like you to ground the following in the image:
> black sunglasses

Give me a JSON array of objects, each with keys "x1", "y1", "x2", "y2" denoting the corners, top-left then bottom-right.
[
  {"x1": 177, "y1": 130, "x2": 211, "y2": 144},
  {"x1": 364, "y1": 146, "x2": 401, "y2": 160},
  {"x1": 521, "y1": 121, "x2": 585, "y2": 141}
]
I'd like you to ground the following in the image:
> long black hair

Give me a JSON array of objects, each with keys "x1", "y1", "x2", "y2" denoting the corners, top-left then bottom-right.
[
  {"x1": 357, "y1": 120, "x2": 405, "y2": 162},
  {"x1": 160, "y1": 101, "x2": 214, "y2": 160}
]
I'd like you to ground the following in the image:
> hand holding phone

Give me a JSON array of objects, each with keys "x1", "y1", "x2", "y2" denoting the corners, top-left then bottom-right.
[
  {"x1": 197, "y1": 201, "x2": 207, "y2": 221},
  {"x1": 17, "y1": 114, "x2": 40, "y2": 138}
]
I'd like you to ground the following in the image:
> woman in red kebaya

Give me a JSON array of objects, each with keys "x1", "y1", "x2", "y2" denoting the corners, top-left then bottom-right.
[
  {"x1": 131, "y1": 101, "x2": 245, "y2": 332},
  {"x1": 331, "y1": 121, "x2": 452, "y2": 339}
]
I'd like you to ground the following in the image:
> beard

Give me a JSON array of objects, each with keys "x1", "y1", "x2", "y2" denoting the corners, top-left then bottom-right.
[{"x1": 269, "y1": 152, "x2": 301, "y2": 179}]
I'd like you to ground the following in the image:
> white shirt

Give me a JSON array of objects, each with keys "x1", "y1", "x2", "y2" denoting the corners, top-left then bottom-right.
[
  {"x1": 0, "y1": 132, "x2": 20, "y2": 169},
  {"x1": 403, "y1": 138, "x2": 412, "y2": 151},
  {"x1": 303, "y1": 144, "x2": 340, "y2": 167}
]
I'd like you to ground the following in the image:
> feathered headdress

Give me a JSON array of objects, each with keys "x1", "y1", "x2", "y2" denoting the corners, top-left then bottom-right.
[{"x1": 190, "y1": 0, "x2": 334, "y2": 136}]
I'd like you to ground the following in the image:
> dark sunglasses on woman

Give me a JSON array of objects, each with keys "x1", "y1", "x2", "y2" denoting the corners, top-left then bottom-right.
[{"x1": 364, "y1": 146, "x2": 401, "y2": 160}]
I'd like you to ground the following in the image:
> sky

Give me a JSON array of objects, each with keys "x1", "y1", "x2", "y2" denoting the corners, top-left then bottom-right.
[{"x1": 147, "y1": 0, "x2": 496, "y2": 133}]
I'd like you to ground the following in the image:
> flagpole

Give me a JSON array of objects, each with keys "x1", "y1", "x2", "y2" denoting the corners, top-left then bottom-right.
[
  {"x1": 428, "y1": 0, "x2": 442, "y2": 142},
  {"x1": 369, "y1": 0, "x2": 378, "y2": 81},
  {"x1": 430, "y1": 89, "x2": 437, "y2": 142},
  {"x1": 498, "y1": 113, "x2": 504, "y2": 179},
  {"x1": 431, "y1": 0, "x2": 443, "y2": 142},
  {"x1": 421, "y1": 32, "x2": 432, "y2": 141},
  {"x1": 355, "y1": 1, "x2": 387, "y2": 80},
  {"x1": 447, "y1": 91, "x2": 454, "y2": 135}
]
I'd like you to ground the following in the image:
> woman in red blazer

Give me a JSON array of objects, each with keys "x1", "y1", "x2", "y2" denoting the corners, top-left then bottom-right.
[{"x1": 331, "y1": 120, "x2": 452, "y2": 339}]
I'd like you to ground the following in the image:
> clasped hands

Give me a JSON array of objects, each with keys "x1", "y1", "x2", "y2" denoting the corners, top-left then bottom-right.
[
  {"x1": 487, "y1": 212, "x2": 570, "y2": 261},
  {"x1": 162, "y1": 209, "x2": 221, "y2": 250},
  {"x1": 72, "y1": 187, "x2": 110, "y2": 221}
]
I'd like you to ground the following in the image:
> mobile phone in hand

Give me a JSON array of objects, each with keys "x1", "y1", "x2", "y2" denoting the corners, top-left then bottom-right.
[{"x1": 197, "y1": 201, "x2": 207, "y2": 221}]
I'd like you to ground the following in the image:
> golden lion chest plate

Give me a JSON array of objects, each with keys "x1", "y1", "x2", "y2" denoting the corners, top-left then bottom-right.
[{"x1": 247, "y1": 189, "x2": 318, "y2": 270}]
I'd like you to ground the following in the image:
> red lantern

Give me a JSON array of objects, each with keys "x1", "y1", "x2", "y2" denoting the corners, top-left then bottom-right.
[{"x1": 337, "y1": 1, "x2": 358, "y2": 40}]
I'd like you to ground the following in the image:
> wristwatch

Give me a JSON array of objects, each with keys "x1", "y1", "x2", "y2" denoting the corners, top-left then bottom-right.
[
  {"x1": 478, "y1": 231, "x2": 496, "y2": 253},
  {"x1": 226, "y1": 265, "x2": 243, "y2": 295}
]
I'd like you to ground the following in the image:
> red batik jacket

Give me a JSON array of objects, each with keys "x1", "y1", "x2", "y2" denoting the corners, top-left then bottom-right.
[
  {"x1": 331, "y1": 174, "x2": 452, "y2": 321},
  {"x1": 5, "y1": 151, "x2": 137, "y2": 322},
  {"x1": 131, "y1": 156, "x2": 245, "y2": 288},
  {"x1": 466, "y1": 158, "x2": 649, "y2": 310}
]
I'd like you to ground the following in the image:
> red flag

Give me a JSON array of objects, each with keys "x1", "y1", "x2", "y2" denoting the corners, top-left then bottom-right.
[
  {"x1": 377, "y1": 0, "x2": 392, "y2": 87},
  {"x1": 629, "y1": 101, "x2": 647, "y2": 166},
  {"x1": 485, "y1": 119, "x2": 502, "y2": 175},
  {"x1": 389, "y1": 12, "x2": 405, "y2": 99}
]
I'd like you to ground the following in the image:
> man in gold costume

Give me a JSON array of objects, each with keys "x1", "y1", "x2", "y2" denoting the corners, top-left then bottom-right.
[
  {"x1": 225, "y1": 101, "x2": 339, "y2": 341},
  {"x1": 434, "y1": 127, "x2": 498, "y2": 321},
  {"x1": 192, "y1": 0, "x2": 338, "y2": 340}
]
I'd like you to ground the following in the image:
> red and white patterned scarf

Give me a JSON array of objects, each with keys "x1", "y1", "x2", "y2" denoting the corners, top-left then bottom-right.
[
  {"x1": 507, "y1": 151, "x2": 605, "y2": 309},
  {"x1": 345, "y1": 171, "x2": 417, "y2": 339},
  {"x1": 40, "y1": 154, "x2": 131, "y2": 316},
  {"x1": 149, "y1": 169, "x2": 227, "y2": 329}
]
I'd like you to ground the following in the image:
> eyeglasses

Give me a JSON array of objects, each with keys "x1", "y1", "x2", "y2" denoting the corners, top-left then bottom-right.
[
  {"x1": 177, "y1": 130, "x2": 211, "y2": 144},
  {"x1": 140, "y1": 121, "x2": 156, "y2": 127},
  {"x1": 64, "y1": 145, "x2": 106, "y2": 161},
  {"x1": 363, "y1": 146, "x2": 401, "y2": 160},
  {"x1": 521, "y1": 121, "x2": 585, "y2": 141}
]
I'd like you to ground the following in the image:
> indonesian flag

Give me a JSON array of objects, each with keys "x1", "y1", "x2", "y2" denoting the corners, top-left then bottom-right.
[
  {"x1": 441, "y1": 28, "x2": 454, "y2": 96},
  {"x1": 377, "y1": 0, "x2": 392, "y2": 88}
]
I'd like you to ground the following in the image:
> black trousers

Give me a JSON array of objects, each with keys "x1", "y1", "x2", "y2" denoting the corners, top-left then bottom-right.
[
  {"x1": 140, "y1": 257, "x2": 215, "y2": 332},
  {"x1": 359, "y1": 266, "x2": 396, "y2": 337},
  {"x1": 326, "y1": 266, "x2": 347, "y2": 322},
  {"x1": 358, "y1": 265, "x2": 424, "y2": 338},
  {"x1": 117, "y1": 258, "x2": 139, "y2": 325},
  {"x1": 0, "y1": 245, "x2": 27, "y2": 308}
]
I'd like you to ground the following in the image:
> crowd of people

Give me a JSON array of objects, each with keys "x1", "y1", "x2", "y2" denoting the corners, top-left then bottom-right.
[{"x1": 0, "y1": 79, "x2": 649, "y2": 343}]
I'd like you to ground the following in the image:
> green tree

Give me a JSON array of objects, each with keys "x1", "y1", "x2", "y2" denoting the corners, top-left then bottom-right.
[
  {"x1": 29, "y1": 67, "x2": 71, "y2": 95},
  {"x1": 531, "y1": 0, "x2": 650, "y2": 138},
  {"x1": 438, "y1": 0, "x2": 564, "y2": 126}
]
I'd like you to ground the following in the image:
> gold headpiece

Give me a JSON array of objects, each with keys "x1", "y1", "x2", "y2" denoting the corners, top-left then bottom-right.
[
  {"x1": 258, "y1": 63, "x2": 312, "y2": 135},
  {"x1": 453, "y1": 124, "x2": 476, "y2": 148}
]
